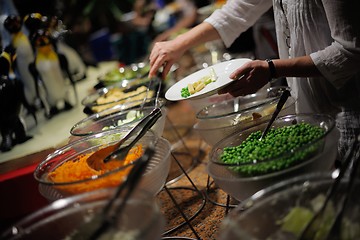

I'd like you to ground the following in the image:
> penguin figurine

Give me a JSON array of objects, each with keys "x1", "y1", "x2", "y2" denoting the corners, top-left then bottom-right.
[
  {"x1": 30, "y1": 29, "x2": 74, "y2": 118},
  {"x1": 0, "y1": 46, "x2": 32, "y2": 152},
  {"x1": 44, "y1": 15, "x2": 87, "y2": 82},
  {"x1": 3, "y1": 14, "x2": 40, "y2": 109},
  {"x1": 25, "y1": 13, "x2": 79, "y2": 105},
  {"x1": 23, "y1": 13, "x2": 44, "y2": 51}
]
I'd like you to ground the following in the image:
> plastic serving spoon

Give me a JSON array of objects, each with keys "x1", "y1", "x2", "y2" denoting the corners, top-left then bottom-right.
[
  {"x1": 259, "y1": 89, "x2": 290, "y2": 141},
  {"x1": 86, "y1": 107, "x2": 162, "y2": 170}
]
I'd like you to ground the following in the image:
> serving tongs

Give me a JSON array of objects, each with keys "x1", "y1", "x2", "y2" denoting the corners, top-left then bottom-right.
[
  {"x1": 259, "y1": 89, "x2": 290, "y2": 141},
  {"x1": 86, "y1": 107, "x2": 162, "y2": 170},
  {"x1": 138, "y1": 69, "x2": 163, "y2": 113},
  {"x1": 72, "y1": 147, "x2": 155, "y2": 240},
  {"x1": 298, "y1": 136, "x2": 360, "y2": 240}
]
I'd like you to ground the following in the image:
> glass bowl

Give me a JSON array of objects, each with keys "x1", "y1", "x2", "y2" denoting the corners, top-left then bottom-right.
[
  {"x1": 81, "y1": 83, "x2": 157, "y2": 114},
  {"x1": 1, "y1": 188, "x2": 165, "y2": 240},
  {"x1": 218, "y1": 172, "x2": 360, "y2": 240},
  {"x1": 193, "y1": 86, "x2": 296, "y2": 146},
  {"x1": 97, "y1": 62, "x2": 151, "y2": 86},
  {"x1": 207, "y1": 114, "x2": 339, "y2": 201},
  {"x1": 34, "y1": 129, "x2": 172, "y2": 201},
  {"x1": 85, "y1": 97, "x2": 166, "y2": 116},
  {"x1": 70, "y1": 103, "x2": 167, "y2": 138}
]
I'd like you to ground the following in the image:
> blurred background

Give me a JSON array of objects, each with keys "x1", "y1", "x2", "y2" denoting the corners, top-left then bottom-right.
[{"x1": 2, "y1": 0, "x2": 279, "y2": 67}]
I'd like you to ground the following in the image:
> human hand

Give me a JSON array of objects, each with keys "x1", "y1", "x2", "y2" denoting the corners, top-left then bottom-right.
[
  {"x1": 218, "y1": 60, "x2": 270, "y2": 96},
  {"x1": 149, "y1": 39, "x2": 187, "y2": 79}
]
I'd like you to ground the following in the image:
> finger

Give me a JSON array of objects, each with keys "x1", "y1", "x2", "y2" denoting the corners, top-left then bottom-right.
[
  {"x1": 162, "y1": 60, "x2": 174, "y2": 79},
  {"x1": 229, "y1": 69, "x2": 244, "y2": 79},
  {"x1": 219, "y1": 72, "x2": 250, "y2": 93},
  {"x1": 149, "y1": 43, "x2": 160, "y2": 63},
  {"x1": 229, "y1": 62, "x2": 253, "y2": 79},
  {"x1": 149, "y1": 56, "x2": 165, "y2": 78}
]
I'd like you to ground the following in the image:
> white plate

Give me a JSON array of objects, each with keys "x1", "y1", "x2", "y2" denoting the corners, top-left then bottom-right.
[{"x1": 165, "y1": 58, "x2": 252, "y2": 101}]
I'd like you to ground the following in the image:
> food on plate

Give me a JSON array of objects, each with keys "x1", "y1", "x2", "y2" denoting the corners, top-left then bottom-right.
[
  {"x1": 92, "y1": 86, "x2": 153, "y2": 113},
  {"x1": 47, "y1": 144, "x2": 143, "y2": 195},
  {"x1": 181, "y1": 67, "x2": 217, "y2": 98},
  {"x1": 220, "y1": 122, "x2": 325, "y2": 176}
]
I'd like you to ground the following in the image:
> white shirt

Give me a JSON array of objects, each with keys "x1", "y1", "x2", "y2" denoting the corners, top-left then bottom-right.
[{"x1": 205, "y1": 0, "x2": 360, "y2": 115}]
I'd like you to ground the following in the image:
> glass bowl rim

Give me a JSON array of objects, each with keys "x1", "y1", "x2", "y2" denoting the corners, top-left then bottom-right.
[
  {"x1": 70, "y1": 105, "x2": 164, "y2": 137},
  {"x1": 196, "y1": 86, "x2": 292, "y2": 120},
  {"x1": 81, "y1": 83, "x2": 154, "y2": 108},
  {"x1": 193, "y1": 95, "x2": 296, "y2": 131},
  {"x1": 1, "y1": 187, "x2": 159, "y2": 239},
  {"x1": 220, "y1": 172, "x2": 335, "y2": 225},
  {"x1": 97, "y1": 61, "x2": 150, "y2": 82},
  {"x1": 34, "y1": 130, "x2": 157, "y2": 186}
]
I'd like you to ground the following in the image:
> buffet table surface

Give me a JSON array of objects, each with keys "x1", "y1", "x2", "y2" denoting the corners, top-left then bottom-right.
[{"x1": 0, "y1": 61, "x2": 235, "y2": 239}]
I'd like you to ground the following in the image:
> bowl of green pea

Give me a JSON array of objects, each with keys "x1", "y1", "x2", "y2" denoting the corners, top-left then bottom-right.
[
  {"x1": 194, "y1": 86, "x2": 296, "y2": 146},
  {"x1": 207, "y1": 114, "x2": 339, "y2": 201}
]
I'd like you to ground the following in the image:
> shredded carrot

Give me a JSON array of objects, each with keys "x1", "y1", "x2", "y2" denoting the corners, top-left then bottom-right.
[{"x1": 48, "y1": 144, "x2": 144, "y2": 196}]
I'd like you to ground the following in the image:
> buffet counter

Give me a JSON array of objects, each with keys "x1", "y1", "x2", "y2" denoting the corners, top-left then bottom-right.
[{"x1": 0, "y1": 61, "x2": 233, "y2": 239}]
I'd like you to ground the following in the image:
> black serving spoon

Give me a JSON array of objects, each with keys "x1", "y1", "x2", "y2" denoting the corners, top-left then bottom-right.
[
  {"x1": 259, "y1": 89, "x2": 291, "y2": 141},
  {"x1": 70, "y1": 147, "x2": 155, "y2": 240}
]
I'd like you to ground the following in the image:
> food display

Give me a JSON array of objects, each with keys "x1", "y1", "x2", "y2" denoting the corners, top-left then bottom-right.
[
  {"x1": 35, "y1": 131, "x2": 171, "y2": 201},
  {"x1": 208, "y1": 114, "x2": 339, "y2": 201},
  {"x1": 47, "y1": 144, "x2": 143, "y2": 195},
  {"x1": 1, "y1": 188, "x2": 165, "y2": 240},
  {"x1": 218, "y1": 173, "x2": 360, "y2": 240},
  {"x1": 70, "y1": 106, "x2": 167, "y2": 138},
  {"x1": 91, "y1": 85, "x2": 154, "y2": 113},
  {"x1": 193, "y1": 86, "x2": 296, "y2": 146},
  {"x1": 220, "y1": 122, "x2": 325, "y2": 176},
  {"x1": 98, "y1": 63, "x2": 150, "y2": 86},
  {"x1": 101, "y1": 110, "x2": 144, "y2": 131}
]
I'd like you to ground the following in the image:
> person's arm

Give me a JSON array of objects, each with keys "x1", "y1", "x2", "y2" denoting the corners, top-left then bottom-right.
[
  {"x1": 149, "y1": 21, "x2": 221, "y2": 78},
  {"x1": 219, "y1": 56, "x2": 321, "y2": 96},
  {"x1": 310, "y1": 0, "x2": 360, "y2": 89}
]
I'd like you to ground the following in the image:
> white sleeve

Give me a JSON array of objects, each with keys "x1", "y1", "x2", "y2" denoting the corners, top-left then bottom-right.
[
  {"x1": 309, "y1": 1, "x2": 360, "y2": 89},
  {"x1": 204, "y1": 0, "x2": 273, "y2": 47}
]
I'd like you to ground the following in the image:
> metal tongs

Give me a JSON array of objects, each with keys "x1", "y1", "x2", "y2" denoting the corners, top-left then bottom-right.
[
  {"x1": 298, "y1": 136, "x2": 360, "y2": 240},
  {"x1": 138, "y1": 69, "x2": 163, "y2": 113},
  {"x1": 72, "y1": 147, "x2": 155, "y2": 240},
  {"x1": 86, "y1": 107, "x2": 162, "y2": 170}
]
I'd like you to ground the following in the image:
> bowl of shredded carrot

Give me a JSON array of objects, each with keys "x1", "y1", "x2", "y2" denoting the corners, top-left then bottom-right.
[{"x1": 34, "y1": 128, "x2": 169, "y2": 201}]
